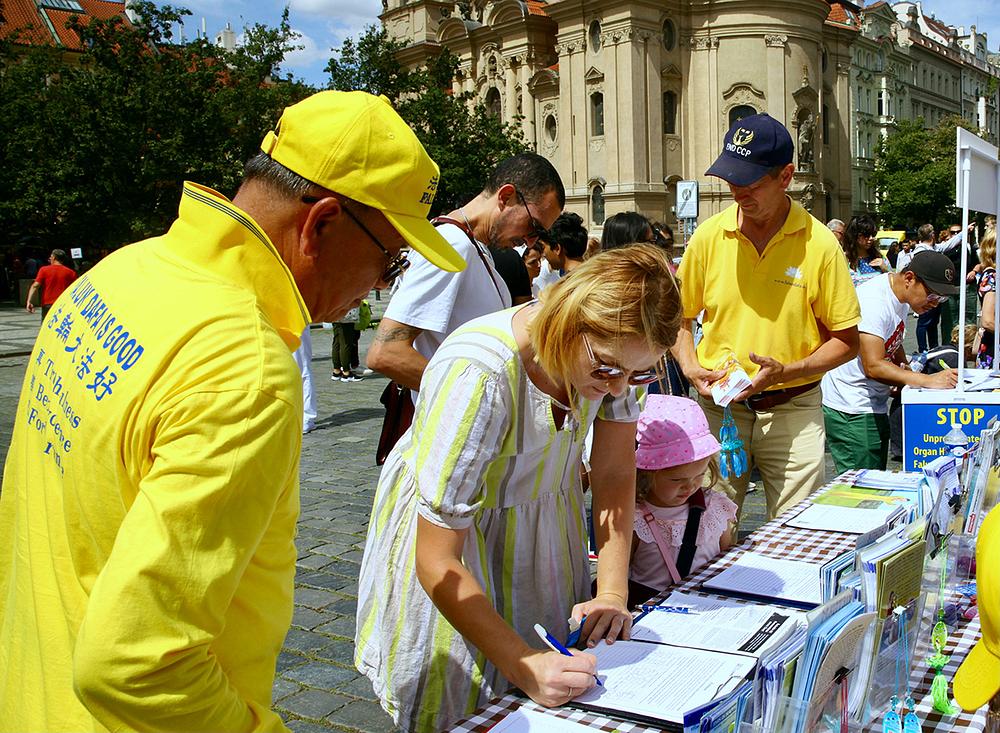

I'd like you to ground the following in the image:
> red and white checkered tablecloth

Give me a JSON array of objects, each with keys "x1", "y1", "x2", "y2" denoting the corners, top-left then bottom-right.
[{"x1": 450, "y1": 476, "x2": 987, "y2": 732}]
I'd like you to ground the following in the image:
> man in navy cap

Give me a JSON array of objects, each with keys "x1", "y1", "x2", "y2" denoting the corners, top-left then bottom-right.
[{"x1": 672, "y1": 113, "x2": 861, "y2": 520}]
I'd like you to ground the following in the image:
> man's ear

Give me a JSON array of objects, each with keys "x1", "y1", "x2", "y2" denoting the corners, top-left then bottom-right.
[
  {"x1": 495, "y1": 183, "x2": 517, "y2": 211},
  {"x1": 778, "y1": 163, "x2": 795, "y2": 189},
  {"x1": 300, "y1": 196, "x2": 343, "y2": 259}
]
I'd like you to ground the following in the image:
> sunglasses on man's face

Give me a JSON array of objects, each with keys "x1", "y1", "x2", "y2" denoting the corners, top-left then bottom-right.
[
  {"x1": 515, "y1": 189, "x2": 548, "y2": 243},
  {"x1": 582, "y1": 333, "x2": 660, "y2": 385}
]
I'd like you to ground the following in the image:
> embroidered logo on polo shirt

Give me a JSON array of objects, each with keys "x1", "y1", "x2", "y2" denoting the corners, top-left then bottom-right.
[{"x1": 775, "y1": 265, "x2": 806, "y2": 290}]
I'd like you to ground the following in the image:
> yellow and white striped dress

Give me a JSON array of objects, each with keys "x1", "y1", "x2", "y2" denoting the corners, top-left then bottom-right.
[{"x1": 355, "y1": 308, "x2": 640, "y2": 732}]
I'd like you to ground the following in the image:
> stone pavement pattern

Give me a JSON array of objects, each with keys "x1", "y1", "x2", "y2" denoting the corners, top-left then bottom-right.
[{"x1": 0, "y1": 299, "x2": 904, "y2": 732}]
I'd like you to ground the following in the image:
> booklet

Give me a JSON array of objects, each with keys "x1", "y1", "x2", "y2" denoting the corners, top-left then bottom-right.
[
  {"x1": 699, "y1": 552, "x2": 823, "y2": 609},
  {"x1": 570, "y1": 639, "x2": 757, "y2": 730},
  {"x1": 631, "y1": 591, "x2": 802, "y2": 658}
]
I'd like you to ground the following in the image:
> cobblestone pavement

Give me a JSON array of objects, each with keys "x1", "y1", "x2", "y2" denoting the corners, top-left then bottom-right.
[{"x1": 0, "y1": 297, "x2": 905, "y2": 732}]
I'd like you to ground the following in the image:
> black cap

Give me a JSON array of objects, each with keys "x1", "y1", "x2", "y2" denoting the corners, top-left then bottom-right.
[
  {"x1": 705, "y1": 113, "x2": 794, "y2": 187},
  {"x1": 902, "y1": 251, "x2": 961, "y2": 295}
]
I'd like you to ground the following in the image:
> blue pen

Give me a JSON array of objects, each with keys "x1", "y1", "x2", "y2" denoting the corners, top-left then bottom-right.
[
  {"x1": 533, "y1": 623, "x2": 603, "y2": 687},
  {"x1": 566, "y1": 615, "x2": 585, "y2": 647},
  {"x1": 638, "y1": 604, "x2": 700, "y2": 615}
]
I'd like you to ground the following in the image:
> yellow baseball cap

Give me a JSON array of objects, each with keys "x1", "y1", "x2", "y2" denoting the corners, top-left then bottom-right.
[
  {"x1": 955, "y1": 505, "x2": 1000, "y2": 710},
  {"x1": 260, "y1": 90, "x2": 465, "y2": 273}
]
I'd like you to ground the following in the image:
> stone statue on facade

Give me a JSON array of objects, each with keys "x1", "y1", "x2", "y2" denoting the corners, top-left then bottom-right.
[
  {"x1": 800, "y1": 183, "x2": 816, "y2": 213},
  {"x1": 797, "y1": 113, "x2": 815, "y2": 172}
]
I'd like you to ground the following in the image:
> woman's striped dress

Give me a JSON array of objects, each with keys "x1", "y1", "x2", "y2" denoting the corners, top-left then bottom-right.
[{"x1": 354, "y1": 308, "x2": 640, "y2": 732}]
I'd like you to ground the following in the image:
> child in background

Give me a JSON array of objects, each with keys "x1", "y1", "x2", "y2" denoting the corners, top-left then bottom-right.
[{"x1": 628, "y1": 395, "x2": 738, "y2": 608}]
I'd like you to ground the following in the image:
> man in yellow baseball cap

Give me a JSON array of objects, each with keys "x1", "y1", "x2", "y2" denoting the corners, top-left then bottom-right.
[
  {"x1": 0, "y1": 90, "x2": 460, "y2": 732},
  {"x1": 955, "y1": 505, "x2": 1000, "y2": 711}
]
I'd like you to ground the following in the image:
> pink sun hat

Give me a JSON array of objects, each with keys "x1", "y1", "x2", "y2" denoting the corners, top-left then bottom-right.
[{"x1": 636, "y1": 395, "x2": 721, "y2": 470}]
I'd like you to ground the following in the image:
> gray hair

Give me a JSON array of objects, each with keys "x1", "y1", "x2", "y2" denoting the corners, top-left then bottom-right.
[
  {"x1": 826, "y1": 219, "x2": 845, "y2": 232},
  {"x1": 241, "y1": 152, "x2": 324, "y2": 199}
]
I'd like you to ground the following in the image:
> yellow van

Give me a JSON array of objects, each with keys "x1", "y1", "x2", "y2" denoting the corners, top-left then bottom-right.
[{"x1": 875, "y1": 230, "x2": 906, "y2": 258}]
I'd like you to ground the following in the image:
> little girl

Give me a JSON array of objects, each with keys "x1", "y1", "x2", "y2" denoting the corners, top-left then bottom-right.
[{"x1": 628, "y1": 395, "x2": 738, "y2": 607}]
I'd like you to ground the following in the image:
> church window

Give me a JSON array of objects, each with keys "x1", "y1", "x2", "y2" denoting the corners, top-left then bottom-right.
[
  {"x1": 662, "y1": 19, "x2": 675, "y2": 51},
  {"x1": 544, "y1": 114, "x2": 557, "y2": 142},
  {"x1": 591, "y1": 92, "x2": 604, "y2": 136},
  {"x1": 662, "y1": 91, "x2": 677, "y2": 135},
  {"x1": 591, "y1": 185, "x2": 605, "y2": 226},
  {"x1": 589, "y1": 21, "x2": 602, "y2": 52},
  {"x1": 728, "y1": 105, "x2": 756, "y2": 127}
]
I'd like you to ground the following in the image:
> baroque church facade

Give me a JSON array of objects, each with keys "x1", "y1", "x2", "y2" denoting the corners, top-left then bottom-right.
[{"x1": 382, "y1": 0, "x2": 1000, "y2": 231}]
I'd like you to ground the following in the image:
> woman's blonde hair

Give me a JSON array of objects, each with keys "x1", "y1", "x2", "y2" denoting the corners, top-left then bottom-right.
[
  {"x1": 529, "y1": 244, "x2": 682, "y2": 403},
  {"x1": 981, "y1": 230, "x2": 996, "y2": 270}
]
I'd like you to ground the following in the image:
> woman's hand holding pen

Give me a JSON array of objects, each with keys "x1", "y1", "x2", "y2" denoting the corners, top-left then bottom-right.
[
  {"x1": 571, "y1": 592, "x2": 632, "y2": 648},
  {"x1": 513, "y1": 647, "x2": 598, "y2": 707}
]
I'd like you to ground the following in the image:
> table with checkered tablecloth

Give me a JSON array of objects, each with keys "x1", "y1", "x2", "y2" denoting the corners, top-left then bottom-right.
[{"x1": 450, "y1": 476, "x2": 986, "y2": 732}]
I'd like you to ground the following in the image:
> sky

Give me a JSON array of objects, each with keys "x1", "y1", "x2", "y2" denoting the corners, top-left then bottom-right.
[
  {"x1": 160, "y1": 0, "x2": 1000, "y2": 89},
  {"x1": 159, "y1": 0, "x2": 383, "y2": 87}
]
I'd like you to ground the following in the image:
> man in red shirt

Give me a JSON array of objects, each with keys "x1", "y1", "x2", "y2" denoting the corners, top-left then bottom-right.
[{"x1": 26, "y1": 249, "x2": 77, "y2": 319}]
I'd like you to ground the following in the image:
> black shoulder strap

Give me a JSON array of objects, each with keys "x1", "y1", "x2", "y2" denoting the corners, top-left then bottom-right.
[{"x1": 676, "y1": 489, "x2": 706, "y2": 577}]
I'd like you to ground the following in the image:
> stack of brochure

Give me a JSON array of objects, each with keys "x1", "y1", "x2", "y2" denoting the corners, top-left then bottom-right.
[
  {"x1": 783, "y1": 476, "x2": 920, "y2": 534},
  {"x1": 847, "y1": 521, "x2": 928, "y2": 716},
  {"x1": 963, "y1": 420, "x2": 1000, "y2": 535},
  {"x1": 788, "y1": 594, "x2": 873, "y2": 733}
]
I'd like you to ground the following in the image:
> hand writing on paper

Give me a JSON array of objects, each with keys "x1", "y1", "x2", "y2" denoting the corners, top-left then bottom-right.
[
  {"x1": 516, "y1": 649, "x2": 597, "y2": 707},
  {"x1": 925, "y1": 368, "x2": 958, "y2": 390},
  {"x1": 572, "y1": 593, "x2": 632, "y2": 648},
  {"x1": 734, "y1": 352, "x2": 786, "y2": 402}
]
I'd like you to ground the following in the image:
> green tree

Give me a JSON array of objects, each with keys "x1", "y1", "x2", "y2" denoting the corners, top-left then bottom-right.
[
  {"x1": 326, "y1": 26, "x2": 530, "y2": 214},
  {"x1": 0, "y1": 2, "x2": 313, "y2": 258},
  {"x1": 869, "y1": 115, "x2": 975, "y2": 228}
]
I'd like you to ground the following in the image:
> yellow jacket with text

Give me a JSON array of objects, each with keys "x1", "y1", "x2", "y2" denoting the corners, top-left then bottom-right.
[{"x1": 0, "y1": 182, "x2": 308, "y2": 732}]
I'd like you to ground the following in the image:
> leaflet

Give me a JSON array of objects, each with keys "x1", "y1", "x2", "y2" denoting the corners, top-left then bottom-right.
[
  {"x1": 700, "y1": 552, "x2": 823, "y2": 608},
  {"x1": 783, "y1": 503, "x2": 904, "y2": 534},
  {"x1": 631, "y1": 591, "x2": 802, "y2": 657},
  {"x1": 572, "y1": 640, "x2": 756, "y2": 726}
]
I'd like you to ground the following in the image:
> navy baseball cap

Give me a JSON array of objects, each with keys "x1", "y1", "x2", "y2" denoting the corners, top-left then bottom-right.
[{"x1": 705, "y1": 113, "x2": 794, "y2": 187}]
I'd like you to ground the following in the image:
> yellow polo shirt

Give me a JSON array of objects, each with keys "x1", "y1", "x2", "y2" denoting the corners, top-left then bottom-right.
[
  {"x1": 677, "y1": 200, "x2": 860, "y2": 390},
  {"x1": 0, "y1": 183, "x2": 308, "y2": 732}
]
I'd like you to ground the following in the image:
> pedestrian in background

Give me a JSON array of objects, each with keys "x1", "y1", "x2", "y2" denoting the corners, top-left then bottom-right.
[
  {"x1": 331, "y1": 305, "x2": 363, "y2": 381},
  {"x1": 601, "y1": 211, "x2": 656, "y2": 250},
  {"x1": 822, "y1": 251, "x2": 959, "y2": 472},
  {"x1": 841, "y1": 214, "x2": 887, "y2": 287},
  {"x1": 0, "y1": 90, "x2": 463, "y2": 732},
  {"x1": 25, "y1": 248, "x2": 76, "y2": 319}
]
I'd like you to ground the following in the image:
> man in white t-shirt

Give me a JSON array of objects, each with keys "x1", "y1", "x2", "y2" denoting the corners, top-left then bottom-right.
[
  {"x1": 821, "y1": 251, "x2": 960, "y2": 473},
  {"x1": 367, "y1": 153, "x2": 564, "y2": 399}
]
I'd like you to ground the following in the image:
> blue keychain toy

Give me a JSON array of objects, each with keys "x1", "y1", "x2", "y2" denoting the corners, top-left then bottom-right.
[{"x1": 718, "y1": 405, "x2": 747, "y2": 479}]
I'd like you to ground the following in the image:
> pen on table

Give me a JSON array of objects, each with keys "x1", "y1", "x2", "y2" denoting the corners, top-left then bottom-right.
[
  {"x1": 939, "y1": 359, "x2": 949, "y2": 370},
  {"x1": 638, "y1": 604, "x2": 700, "y2": 615},
  {"x1": 533, "y1": 623, "x2": 603, "y2": 687}
]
